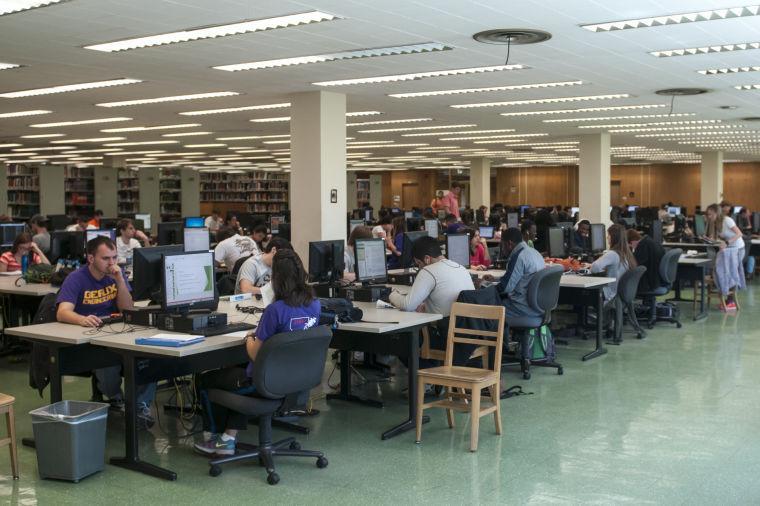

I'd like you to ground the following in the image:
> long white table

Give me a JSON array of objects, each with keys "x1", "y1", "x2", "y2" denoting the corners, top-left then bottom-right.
[{"x1": 0, "y1": 275, "x2": 58, "y2": 297}]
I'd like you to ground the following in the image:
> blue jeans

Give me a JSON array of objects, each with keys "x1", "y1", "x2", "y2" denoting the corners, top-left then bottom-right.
[
  {"x1": 746, "y1": 255, "x2": 755, "y2": 276},
  {"x1": 94, "y1": 365, "x2": 157, "y2": 407}
]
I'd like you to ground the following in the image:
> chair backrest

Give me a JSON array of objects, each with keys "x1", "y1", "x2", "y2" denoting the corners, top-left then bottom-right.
[
  {"x1": 617, "y1": 265, "x2": 647, "y2": 304},
  {"x1": 33, "y1": 292, "x2": 59, "y2": 324},
  {"x1": 526, "y1": 265, "x2": 564, "y2": 324},
  {"x1": 660, "y1": 248, "x2": 682, "y2": 285},
  {"x1": 231, "y1": 253, "x2": 252, "y2": 276},
  {"x1": 445, "y1": 302, "x2": 505, "y2": 371},
  {"x1": 251, "y1": 325, "x2": 333, "y2": 400}
]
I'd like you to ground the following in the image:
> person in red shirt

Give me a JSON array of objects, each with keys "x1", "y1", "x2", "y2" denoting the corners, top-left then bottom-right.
[
  {"x1": 440, "y1": 182, "x2": 462, "y2": 220},
  {"x1": 468, "y1": 228, "x2": 491, "y2": 270},
  {"x1": 0, "y1": 232, "x2": 50, "y2": 272},
  {"x1": 87, "y1": 209, "x2": 103, "y2": 229}
]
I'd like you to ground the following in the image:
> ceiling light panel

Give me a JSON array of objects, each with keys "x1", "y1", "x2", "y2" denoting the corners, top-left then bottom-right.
[
  {"x1": 581, "y1": 6, "x2": 760, "y2": 32},
  {"x1": 104, "y1": 140, "x2": 179, "y2": 146},
  {"x1": 84, "y1": 11, "x2": 339, "y2": 52},
  {"x1": 0, "y1": 78, "x2": 141, "y2": 98},
  {"x1": 347, "y1": 118, "x2": 432, "y2": 126},
  {"x1": 12, "y1": 146, "x2": 73, "y2": 152},
  {"x1": 313, "y1": 64, "x2": 527, "y2": 87},
  {"x1": 96, "y1": 92, "x2": 238, "y2": 107},
  {"x1": 357, "y1": 124, "x2": 475, "y2": 133},
  {"x1": 0, "y1": 110, "x2": 51, "y2": 118},
  {"x1": 0, "y1": 62, "x2": 21, "y2": 70},
  {"x1": 0, "y1": 0, "x2": 65, "y2": 16},
  {"x1": 735, "y1": 84, "x2": 760, "y2": 90},
  {"x1": 215, "y1": 42, "x2": 450, "y2": 71},
  {"x1": 500, "y1": 104, "x2": 667, "y2": 116},
  {"x1": 651, "y1": 42, "x2": 760, "y2": 57},
  {"x1": 403, "y1": 128, "x2": 516, "y2": 137},
  {"x1": 699, "y1": 66, "x2": 760, "y2": 75},
  {"x1": 179, "y1": 103, "x2": 290, "y2": 115},
  {"x1": 452, "y1": 94, "x2": 630, "y2": 109},
  {"x1": 30, "y1": 117, "x2": 132, "y2": 128},
  {"x1": 184, "y1": 143, "x2": 226, "y2": 148},
  {"x1": 20, "y1": 133, "x2": 65, "y2": 138},
  {"x1": 250, "y1": 116, "x2": 290, "y2": 123},
  {"x1": 578, "y1": 120, "x2": 724, "y2": 129},
  {"x1": 51, "y1": 137, "x2": 124, "y2": 143},
  {"x1": 543, "y1": 113, "x2": 694, "y2": 123},
  {"x1": 388, "y1": 81, "x2": 582, "y2": 98},
  {"x1": 162, "y1": 131, "x2": 212, "y2": 137},
  {"x1": 102, "y1": 123, "x2": 201, "y2": 132}
]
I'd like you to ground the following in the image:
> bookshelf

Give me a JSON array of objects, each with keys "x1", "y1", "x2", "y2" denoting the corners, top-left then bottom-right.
[
  {"x1": 65, "y1": 166, "x2": 95, "y2": 217},
  {"x1": 118, "y1": 168, "x2": 139, "y2": 217},
  {"x1": 200, "y1": 170, "x2": 289, "y2": 216},
  {"x1": 160, "y1": 168, "x2": 182, "y2": 221},
  {"x1": 7, "y1": 164, "x2": 40, "y2": 219},
  {"x1": 356, "y1": 178, "x2": 370, "y2": 207}
]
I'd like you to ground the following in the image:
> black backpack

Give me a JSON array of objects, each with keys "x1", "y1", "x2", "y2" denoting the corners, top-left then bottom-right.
[{"x1": 318, "y1": 298, "x2": 363, "y2": 327}]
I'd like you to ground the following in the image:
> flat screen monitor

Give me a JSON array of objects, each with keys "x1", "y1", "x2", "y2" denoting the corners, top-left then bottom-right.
[
  {"x1": 184, "y1": 227, "x2": 210, "y2": 252},
  {"x1": 364, "y1": 209, "x2": 373, "y2": 222},
  {"x1": 424, "y1": 219, "x2": 439, "y2": 239},
  {"x1": 628, "y1": 205, "x2": 639, "y2": 212},
  {"x1": 733, "y1": 206, "x2": 743, "y2": 216},
  {"x1": 161, "y1": 250, "x2": 217, "y2": 312},
  {"x1": 308, "y1": 240, "x2": 345, "y2": 283},
  {"x1": 519, "y1": 205, "x2": 530, "y2": 216},
  {"x1": 507, "y1": 213, "x2": 519, "y2": 229},
  {"x1": 694, "y1": 214, "x2": 706, "y2": 237},
  {"x1": 50, "y1": 231, "x2": 85, "y2": 262},
  {"x1": 548, "y1": 227, "x2": 566, "y2": 258},
  {"x1": 667, "y1": 206, "x2": 681, "y2": 217},
  {"x1": 446, "y1": 233, "x2": 470, "y2": 268},
  {"x1": 400, "y1": 231, "x2": 429, "y2": 269},
  {"x1": 590, "y1": 223, "x2": 606, "y2": 252},
  {"x1": 478, "y1": 226, "x2": 494, "y2": 239},
  {"x1": 135, "y1": 213, "x2": 151, "y2": 230},
  {"x1": 85, "y1": 229, "x2": 116, "y2": 245},
  {"x1": 157, "y1": 222, "x2": 183, "y2": 245},
  {"x1": 391, "y1": 207, "x2": 401, "y2": 215},
  {"x1": 621, "y1": 217, "x2": 636, "y2": 228},
  {"x1": 0, "y1": 223, "x2": 25, "y2": 247},
  {"x1": 132, "y1": 245, "x2": 183, "y2": 301},
  {"x1": 354, "y1": 238, "x2": 387, "y2": 285},
  {"x1": 48, "y1": 214, "x2": 71, "y2": 231},
  {"x1": 184, "y1": 216, "x2": 205, "y2": 228},
  {"x1": 270, "y1": 215, "x2": 285, "y2": 234},
  {"x1": 349, "y1": 219, "x2": 364, "y2": 234},
  {"x1": 570, "y1": 207, "x2": 580, "y2": 217},
  {"x1": 404, "y1": 211, "x2": 413, "y2": 219}
]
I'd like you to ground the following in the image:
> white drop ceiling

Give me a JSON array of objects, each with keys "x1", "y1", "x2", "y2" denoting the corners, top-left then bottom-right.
[{"x1": 1, "y1": 0, "x2": 759, "y2": 171}]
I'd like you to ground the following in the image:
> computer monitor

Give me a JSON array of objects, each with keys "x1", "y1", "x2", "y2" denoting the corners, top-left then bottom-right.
[
  {"x1": 0, "y1": 223, "x2": 25, "y2": 247},
  {"x1": 50, "y1": 231, "x2": 85, "y2": 262},
  {"x1": 446, "y1": 233, "x2": 470, "y2": 268},
  {"x1": 590, "y1": 223, "x2": 606, "y2": 252},
  {"x1": 404, "y1": 211, "x2": 413, "y2": 219},
  {"x1": 628, "y1": 205, "x2": 639, "y2": 212},
  {"x1": 161, "y1": 250, "x2": 218, "y2": 312},
  {"x1": 478, "y1": 226, "x2": 494, "y2": 239},
  {"x1": 270, "y1": 215, "x2": 285, "y2": 234},
  {"x1": 519, "y1": 205, "x2": 530, "y2": 216},
  {"x1": 667, "y1": 206, "x2": 680, "y2": 217},
  {"x1": 48, "y1": 214, "x2": 71, "y2": 231},
  {"x1": 99, "y1": 218, "x2": 118, "y2": 230},
  {"x1": 132, "y1": 245, "x2": 183, "y2": 301},
  {"x1": 733, "y1": 206, "x2": 743, "y2": 216},
  {"x1": 85, "y1": 229, "x2": 116, "y2": 245},
  {"x1": 184, "y1": 216, "x2": 205, "y2": 228},
  {"x1": 391, "y1": 207, "x2": 401, "y2": 215},
  {"x1": 364, "y1": 209, "x2": 373, "y2": 222},
  {"x1": 135, "y1": 213, "x2": 151, "y2": 230},
  {"x1": 621, "y1": 217, "x2": 636, "y2": 228},
  {"x1": 570, "y1": 207, "x2": 580, "y2": 217},
  {"x1": 507, "y1": 212, "x2": 519, "y2": 229},
  {"x1": 753, "y1": 212, "x2": 760, "y2": 234},
  {"x1": 157, "y1": 222, "x2": 183, "y2": 245},
  {"x1": 308, "y1": 240, "x2": 345, "y2": 284},
  {"x1": 548, "y1": 227, "x2": 566, "y2": 258},
  {"x1": 400, "y1": 231, "x2": 429, "y2": 269},
  {"x1": 694, "y1": 214, "x2": 706, "y2": 236},
  {"x1": 349, "y1": 219, "x2": 364, "y2": 234},
  {"x1": 354, "y1": 238, "x2": 388, "y2": 285},
  {"x1": 184, "y1": 227, "x2": 210, "y2": 252},
  {"x1": 424, "y1": 219, "x2": 439, "y2": 239}
]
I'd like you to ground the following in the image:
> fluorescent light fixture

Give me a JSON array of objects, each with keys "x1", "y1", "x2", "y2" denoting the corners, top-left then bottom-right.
[
  {"x1": 388, "y1": 80, "x2": 582, "y2": 98},
  {"x1": 96, "y1": 91, "x2": 238, "y2": 107},
  {"x1": 232, "y1": 149, "x2": 270, "y2": 154},
  {"x1": 347, "y1": 117, "x2": 432, "y2": 126},
  {"x1": 12, "y1": 146, "x2": 74, "y2": 152},
  {"x1": 346, "y1": 143, "x2": 428, "y2": 148},
  {"x1": 162, "y1": 131, "x2": 212, "y2": 137},
  {"x1": 452, "y1": 94, "x2": 630, "y2": 109},
  {"x1": 102, "y1": 123, "x2": 202, "y2": 133},
  {"x1": 50, "y1": 137, "x2": 125, "y2": 143},
  {"x1": 402, "y1": 128, "x2": 516, "y2": 137},
  {"x1": 250, "y1": 116, "x2": 289, "y2": 123},
  {"x1": 579, "y1": 120, "x2": 723, "y2": 129},
  {"x1": 179, "y1": 103, "x2": 290, "y2": 116},
  {"x1": 0, "y1": 78, "x2": 141, "y2": 98},
  {"x1": 217, "y1": 134, "x2": 289, "y2": 141},
  {"x1": 313, "y1": 64, "x2": 527, "y2": 87},
  {"x1": 20, "y1": 133, "x2": 66, "y2": 138},
  {"x1": 699, "y1": 66, "x2": 760, "y2": 75},
  {"x1": 543, "y1": 113, "x2": 694, "y2": 123},
  {"x1": 735, "y1": 84, "x2": 760, "y2": 90},
  {"x1": 103, "y1": 150, "x2": 165, "y2": 155},
  {"x1": 611, "y1": 125, "x2": 743, "y2": 133},
  {"x1": 347, "y1": 140, "x2": 395, "y2": 145},
  {"x1": 651, "y1": 42, "x2": 760, "y2": 57},
  {"x1": 445, "y1": 134, "x2": 548, "y2": 141},
  {"x1": 346, "y1": 111, "x2": 382, "y2": 117},
  {"x1": 184, "y1": 143, "x2": 227, "y2": 148},
  {"x1": 0, "y1": 1, "x2": 66, "y2": 16},
  {"x1": 262, "y1": 140, "x2": 291, "y2": 145},
  {"x1": 499, "y1": 104, "x2": 667, "y2": 117},
  {"x1": 357, "y1": 124, "x2": 476, "y2": 133},
  {"x1": 30, "y1": 117, "x2": 132, "y2": 128},
  {"x1": 215, "y1": 42, "x2": 450, "y2": 71},
  {"x1": 582, "y1": 6, "x2": 760, "y2": 32},
  {"x1": 104, "y1": 140, "x2": 179, "y2": 146},
  {"x1": 0, "y1": 110, "x2": 51, "y2": 118},
  {"x1": 0, "y1": 62, "x2": 21, "y2": 70},
  {"x1": 637, "y1": 131, "x2": 759, "y2": 137},
  {"x1": 84, "y1": 11, "x2": 339, "y2": 52},
  {"x1": 61, "y1": 148, "x2": 123, "y2": 154}
]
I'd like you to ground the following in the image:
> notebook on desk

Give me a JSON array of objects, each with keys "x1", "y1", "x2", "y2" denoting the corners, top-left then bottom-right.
[{"x1": 135, "y1": 333, "x2": 205, "y2": 347}]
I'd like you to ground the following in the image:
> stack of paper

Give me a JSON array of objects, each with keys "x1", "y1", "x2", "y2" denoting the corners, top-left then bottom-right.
[{"x1": 135, "y1": 333, "x2": 205, "y2": 347}]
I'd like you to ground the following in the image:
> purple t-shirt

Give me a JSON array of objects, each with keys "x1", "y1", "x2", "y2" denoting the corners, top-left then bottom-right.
[
  {"x1": 56, "y1": 266, "x2": 131, "y2": 318},
  {"x1": 246, "y1": 299, "x2": 321, "y2": 377}
]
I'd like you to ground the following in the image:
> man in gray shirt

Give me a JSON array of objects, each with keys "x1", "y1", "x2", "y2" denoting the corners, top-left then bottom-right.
[{"x1": 29, "y1": 214, "x2": 50, "y2": 255}]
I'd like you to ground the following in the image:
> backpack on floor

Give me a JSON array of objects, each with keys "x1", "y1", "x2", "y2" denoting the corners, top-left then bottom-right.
[{"x1": 521, "y1": 325, "x2": 556, "y2": 362}]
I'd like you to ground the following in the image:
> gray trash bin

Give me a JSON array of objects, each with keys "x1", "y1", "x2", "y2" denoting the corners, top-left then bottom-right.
[{"x1": 30, "y1": 400, "x2": 109, "y2": 482}]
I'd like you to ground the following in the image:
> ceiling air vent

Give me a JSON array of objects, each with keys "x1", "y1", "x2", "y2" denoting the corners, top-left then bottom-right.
[{"x1": 473, "y1": 29, "x2": 552, "y2": 45}]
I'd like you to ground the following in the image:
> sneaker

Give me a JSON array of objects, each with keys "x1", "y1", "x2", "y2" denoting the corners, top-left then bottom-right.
[
  {"x1": 194, "y1": 435, "x2": 235, "y2": 456},
  {"x1": 136, "y1": 403, "x2": 155, "y2": 430},
  {"x1": 108, "y1": 397, "x2": 125, "y2": 412}
]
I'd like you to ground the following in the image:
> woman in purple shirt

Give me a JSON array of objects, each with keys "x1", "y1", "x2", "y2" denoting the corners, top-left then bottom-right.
[{"x1": 195, "y1": 249, "x2": 321, "y2": 456}]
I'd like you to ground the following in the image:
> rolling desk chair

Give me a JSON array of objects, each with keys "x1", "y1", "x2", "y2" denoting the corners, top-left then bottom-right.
[
  {"x1": 206, "y1": 326, "x2": 332, "y2": 485},
  {"x1": 637, "y1": 248, "x2": 682, "y2": 329},
  {"x1": 611, "y1": 266, "x2": 647, "y2": 343}
]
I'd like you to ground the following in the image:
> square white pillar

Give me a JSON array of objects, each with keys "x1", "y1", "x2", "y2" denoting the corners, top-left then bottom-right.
[
  {"x1": 579, "y1": 133, "x2": 611, "y2": 225},
  {"x1": 700, "y1": 151, "x2": 723, "y2": 209},
  {"x1": 469, "y1": 157, "x2": 491, "y2": 210},
  {"x1": 290, "y1": 91, "x2": 347, "y2": 262},
  {"x1": 180, "y1": 168, "x2": 200, "y2": 217}
]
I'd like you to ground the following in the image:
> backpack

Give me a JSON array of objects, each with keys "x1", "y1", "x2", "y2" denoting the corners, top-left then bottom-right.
[
  {"x1": 318, "y1": 298, "x2": 363, "y2": 327},
  {"x1": 16, "y1": 263, "x2": 54, "y2": 284},
  {"x1": 522, "y1": 324, "x2": 556, "y2": 362}
]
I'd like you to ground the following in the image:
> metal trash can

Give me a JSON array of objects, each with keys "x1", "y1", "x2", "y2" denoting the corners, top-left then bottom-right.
[{"x1": 30, "y1": 400, "x2": 109, "y2": 482}]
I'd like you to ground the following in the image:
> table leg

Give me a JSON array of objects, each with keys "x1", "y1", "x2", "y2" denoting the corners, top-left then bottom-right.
[
  {"x1": 695, "y1": 267, "x2": 708, "y2": 320},
  {"x1": 110, "y1": 354, "x2": 177, "y2": 481},
  {"x1": 326, "y1": 349, "x2": 383, "y2": 408},
  {"x1": 382, "y1": 329, "x2": 429, "y2": 440},
  {"x1": 583, "y1": 289, "x2": 608, "y2": 361}
]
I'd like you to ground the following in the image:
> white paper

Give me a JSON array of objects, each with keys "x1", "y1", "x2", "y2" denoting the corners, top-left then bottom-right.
[
  {"x1": 146, "y1": 333, "x2": 203, "y2": 342},
  {"x1": 260, "y1": 281, "x2": 274, "y2": 306},
  {"x1": 376, "y1": 300, "x2": 395, "y2": 309},
  {"x1": 0, "y1": 271, "x2": 21, "y2": 276},
  {"x1": 224, "y1": 330, "x2": 250, "y2": 338}
]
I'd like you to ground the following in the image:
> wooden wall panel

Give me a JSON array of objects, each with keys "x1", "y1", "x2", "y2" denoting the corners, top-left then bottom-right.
[
  {"x1": 380, "y1": 170, "x2": 438, "y2": 208},
  {"x1": 724, "y1": 163, "x2": 760, "y2": 209}
]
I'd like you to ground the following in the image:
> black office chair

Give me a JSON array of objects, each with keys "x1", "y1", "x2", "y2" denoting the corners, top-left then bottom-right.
[
  {"x1": 216, "y1": 254, "x2": 253, "y2": 296},
  {"x1": 506, "y1": 265, "x2": 564, "y2": 379},
  {"x1": 206, "y1": 326, "x2": 332, "y2": 484},
  {"x1": 611, "y1": 266, "x2": 647, "y2": 343},
  {"x1": 637, "y1": 248, "x2": 682, "y2": 329}
]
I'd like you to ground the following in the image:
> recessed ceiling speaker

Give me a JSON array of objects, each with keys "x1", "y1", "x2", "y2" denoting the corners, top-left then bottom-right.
[{"x1": 472, "y1": 29, "x2": 552, "y2": 45}]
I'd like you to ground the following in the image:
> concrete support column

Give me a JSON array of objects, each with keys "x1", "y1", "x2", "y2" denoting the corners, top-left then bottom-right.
[
  {"x1": 579, "y1": 133, "x2": 611, "y2": 225},
  {"x1": 138, "y1": 167, "x2": 161, "y2": 234},
  {"x1": 97, "y1": 155, "x2": 122, "y2": 218},
  {"x1": 180, "y1": 168, "x2": 200, "y2": 217},
  {"x1": 346, "y1": 172, "x2": 358, "y2": 210},
  {"x1": 39, "y1": 165, "x2": 65, "y2": 216},
  {"x1": 369, "y1": 174, "x2": 382, "y2": 212},
  {"x1": 290, "y1": 91, "x2": 347, "y2": 262},
  {"x1": 700, "y1": 151, "x2": 724, "y2": 209},
  {"x1": 469, "y1": 157, "x2": 491, "y2": 210}
]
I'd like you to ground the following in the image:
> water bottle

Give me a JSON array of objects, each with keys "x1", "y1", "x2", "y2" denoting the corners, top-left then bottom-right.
[{"x1": 21, "y1": 253, "x2": 29, "y2": 275}]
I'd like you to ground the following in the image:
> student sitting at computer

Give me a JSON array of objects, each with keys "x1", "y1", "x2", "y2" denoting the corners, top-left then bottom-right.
[
  {"x1": 55, "y1": 236, "x2": 156, "y2": 427},
  {"x1": 225, "y1": 214, "x2": 242, "y2": 235},
  {"x1": 737, "y1": 207, "x2": 752, "y2": 234},
  {"x1": 521, "y1": 220, "x2": 536, "y2": 249},
  {"x1": 204, "y1": 209, "x2": 224, "y2": 233},
  {"x1": 627, "y1": 229, "x2": 664, "y2": 294},
  {"x1": 0, "y1": 233, "x2": 51, "y2": 272},
  {"x1": 344, "y1": 226, "x2": 373, "y2": 280},
  {"x1": 66, "y1": 215, "x2": 95, "y2": 232},
  {"x1": 29, "y1": 214, "x2": 50, "y2": 254},
  {"x1": 195, "y1": 249, "x2": 320, "y2": 456},
  {"x1": 115, "y1": 218, "x2": 150, "y2": 265},
  {"x1": 573, "y1": 220, "x2": 592, "y2": 252},
  {"x1": 430, "y1": 190, "x2": 445, "y2": 215},
  {"x1": 214, "y1": 226, "x2": 258, "y2": 273},
  {"x1": 250, "y1": 223, "x2": 268, "y2": 253},
  {"x1": 589, "y1": 224, "x2": 636, "y2": 302},
  {"x1": 387, "y1": 216, "x2": 407, "y2": 269},
  {"x1": 705, "y1": 203, "x2": 745, "y2": 310},
  {"x1": 372, "y1": 216, "x2": 400, "y2": 257},
  {"x1": 235, "y1": 237, "x2": 293, "y2": 295},
  {"x1": 444, "y1": 214, "x2": 466, "y2": 235},
  {"x1": 86, "y1": 210, "x2": 103, "y2": 229},
  {"x1": 468, "y1": 228, "x2": 491, "y2": 270}
]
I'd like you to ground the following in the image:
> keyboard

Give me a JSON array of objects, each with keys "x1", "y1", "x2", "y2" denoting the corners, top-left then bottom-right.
[{"x1": 198, "y1": 322, "x2": 257, "y2": 337}]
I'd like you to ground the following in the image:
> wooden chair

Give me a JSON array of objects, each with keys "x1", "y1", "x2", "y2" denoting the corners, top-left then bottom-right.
[
  {"x1": 415, "y1": 302, "x2": 506, "y2": 452},
  {"x1": 0, "y1": 393, "x2": 19, "y2": 480}
]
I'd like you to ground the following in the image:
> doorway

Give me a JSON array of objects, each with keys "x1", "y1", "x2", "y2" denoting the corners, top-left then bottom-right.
[
  {"x1": 610, "y1": 180, "x2": 622, "y2": 207},
  {"x1": 402, "y1": 183, "x2": 419, "y2": 209}
]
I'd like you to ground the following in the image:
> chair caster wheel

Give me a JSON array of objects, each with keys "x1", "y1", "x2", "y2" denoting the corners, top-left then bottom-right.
[
  {"x1": 557, "y1": 367, "x2": 563, "y2": 375},
  {"x1": 289, "y1": 441, "x2": 301, "y2": 450},
  {"x1": 522, "y1": 372, "x2": 531, "y2": 380},
  {"x1": 647, "y1": 324, "x2": 654, "y2": 330},
  {"x1": 676, "y1": 323, "x2": 682, "y2": 329},
  {"x1": 209, "y1": 465, "x2": 222, "y2": 477},
  {"x1": 637, "y1": 333, "x2": 645, "y2": 339},
  {"x1": 267, "y1": 472, "x2": 280, "y2": 485},
  {"x1": 316, "y1": 456, "x2": 328, "y2": 469}
]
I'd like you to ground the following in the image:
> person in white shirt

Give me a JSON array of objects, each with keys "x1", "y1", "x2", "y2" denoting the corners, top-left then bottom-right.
[
  {"x1": 372, "y1": 215, "x2": 400, "y2": 257},
  {"x1": 344, "y1": 225, "x2": 373, "y2": 280},
  {"x1": 115, "y1": 218, "x2": 150, "y2": 264},
  {"x1": 204, "y1": 209, "x2": 224, "y2": 233},
  {"x1": 66, "y1": 216, "x2": 96, "y2": 232},
  {"x1": 705, "y1": 203, "x2": 746, "y2": 310},
  {"x1": 235, "y1": 237, "x2": 292, "y2": 295},
  {"x1": 214, "y1": 227, "x2": 257, "y2": 273}
]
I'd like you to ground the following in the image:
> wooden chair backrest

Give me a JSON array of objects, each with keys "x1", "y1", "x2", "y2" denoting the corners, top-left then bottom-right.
[{"x1": 444, "y1": 302, "x2": 506, "y2": 371}]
